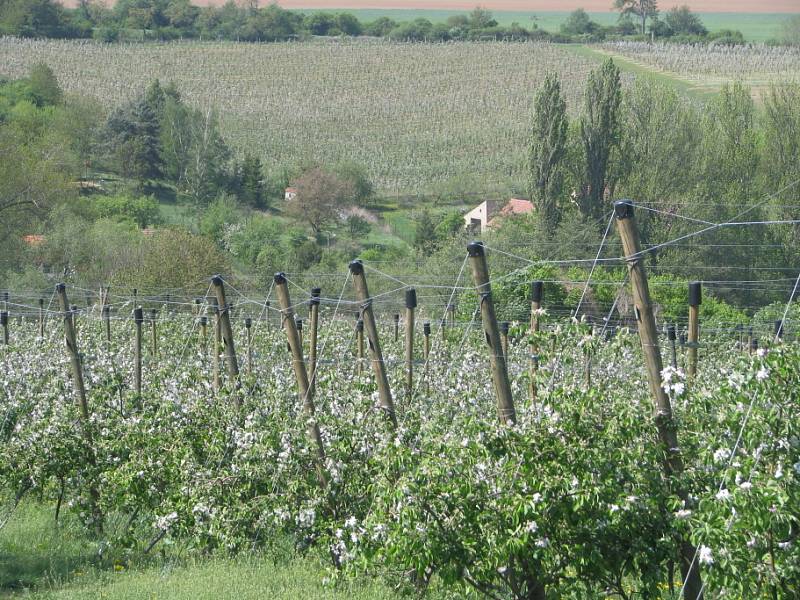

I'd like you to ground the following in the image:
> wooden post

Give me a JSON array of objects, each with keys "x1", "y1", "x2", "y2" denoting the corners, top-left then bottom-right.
[
  {"x1": 687, "y1": 282, "x2": 701, "y2": 379},
  {"x1": 199, "y1": 315, "x2": 208, "y2": 355},
  {"x1": 355, "y1": 319, "x2": 365, "y2": 376},
  {"x1": 265, "y1": 300, "x2": 271, "y2": 330},
  {"x1": 0, "y1": 311, "x2": 7, "y2": 345},
  {"x1": 613, "y1": 200, "x2": 703, "y2": 600},
  {"x1": 194, "y1": 298, "x2": 201, "y2": 317},
  {"x1": 134, "y1": 307, "x2": 143, "y2": 395},
  {"x1": 349, "y1": 260, "x2": 397, "y2": 428},
  {"x1": 102, "y1": 306, "x2": 111, "y2": 343},
  {"x1": 296, "y1": 317, "x2": 303, "y2": 347},
  {"x1": 56, "y1": 283, "x2": 102, "y2": 533},
  {"x1": 38, "y1": 298, "x2": 45, "y2": 339},
  {"x1": 244, "y1": 317, "x2": 253, "y2": 375},
  {"x1": 150, "y1": 309, "x2": 158, "y2": 358},
  {"x1": 774, "y1": 319, "x2": 784, "y2": 344},
  {"x1": 467, "y1": 241, "x2": 516, "y2": 425},
  {"x1": 423, "y1": 321, "x2": 431, "y2": 361},
  {"x1": 500, "y1": 321, "x2": 510, "y2": 358},
  {"x1": 309, "y1": 288, "x2": 321, "y2": 398},
  {"x1": 447, "y1": 303, "x2": 456, "y2": 327},
  {"x1": 71, "y1": 304, "x2": 78, "y2": 332},
  {"x1": 404, "y1": 289, "x2": 416, "y2": 397},
  {"x1": 210, "y1": 297, "x2": 220, "y2": 393},
  {"x1": 211, "y1": 276, "x2": 241, "y2": 399},
  {"x1": 667, "y1": 324, "x2": 678, "y2": 369},
  {"x1": 529, "y1": 281, "x2": 543, "y2": 403},
  {"x1": 273, "y1": 273, "x2": 327, "y2": 487},
  {"x1": 393, "y1": 313, "x2": 400, "y2": 342}
]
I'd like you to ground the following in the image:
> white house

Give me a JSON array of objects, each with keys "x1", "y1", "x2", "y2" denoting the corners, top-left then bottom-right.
[
  {"x1": 284, "y1": 187, "x2": 298, "y2": 201},
  {"x1": 464, "y1": 198, "x2": 533, "y2": 232}
]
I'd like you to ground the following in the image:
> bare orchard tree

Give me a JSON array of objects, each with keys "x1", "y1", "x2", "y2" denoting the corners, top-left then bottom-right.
[{"x1": 287, "y1": 167, "x2": 354, "y2": 234}]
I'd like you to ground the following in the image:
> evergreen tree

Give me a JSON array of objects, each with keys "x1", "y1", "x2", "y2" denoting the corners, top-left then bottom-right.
[
  {"x1": 579, "y1": 59, "x2": 621, "y2": 223},
  {"x1": 105, "y1": 95, "x2": 162, "y2": 188},
  {"x1": 528, "y1": 73, "x2": 568, "y2": 230},
  {"x1": 414, "y1": 209, "x2": 438, "y2": 254},
  {"x1": 239, "y1": 152, "x2": 266, "y2": 209}
]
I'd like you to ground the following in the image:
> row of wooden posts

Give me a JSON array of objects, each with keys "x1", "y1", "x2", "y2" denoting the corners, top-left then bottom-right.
[{"x1": 6, "y1": 202, "x2": 793, "y2": 598}]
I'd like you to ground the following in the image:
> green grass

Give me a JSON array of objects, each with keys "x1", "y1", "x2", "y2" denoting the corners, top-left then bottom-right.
[
  {"x1": 295, "y1": 9, "x2": 793, "y2": 42},
  {"x1": 567, "y1": 44, "x2": 720, "y2": 101},
  {"x1": 0, "y1": 502, "x2": 420, "y2": 599}
]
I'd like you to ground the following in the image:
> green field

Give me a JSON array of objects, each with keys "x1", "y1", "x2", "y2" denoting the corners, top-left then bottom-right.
[{"x1": 295, "y1": 9, "x2": 794, "y2": 42}]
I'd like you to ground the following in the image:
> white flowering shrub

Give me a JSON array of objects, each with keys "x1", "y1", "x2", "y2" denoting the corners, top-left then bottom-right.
[{"x1": 0, "y1": 303, "x2": 798, "y2": 597}]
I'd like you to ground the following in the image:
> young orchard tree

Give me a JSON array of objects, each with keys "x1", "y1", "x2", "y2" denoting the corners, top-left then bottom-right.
[
  {"x1": 613, "y1": 0, "x2": 658, "y2": 35},
  {"x1": 528, "y1": 72, "x2": 568, "y2": 230},
  {"x1": 578, "y1": 58, "x2": 622, "y2": 224},
  {"x1": 287, "y1": 167, "x2": 352, "y2": 234}
]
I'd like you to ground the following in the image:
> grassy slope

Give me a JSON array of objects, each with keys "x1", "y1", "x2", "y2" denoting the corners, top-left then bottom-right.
[
  {"x1": 0, "y1": 502, "x2": 416, "y2": 599},
  {"x1": 294, "y1": 9, "x2": 791, "y2": 42}
]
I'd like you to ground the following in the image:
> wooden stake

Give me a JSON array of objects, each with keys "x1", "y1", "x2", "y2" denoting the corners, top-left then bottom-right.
[
  {"x1": 667, "y1": 324, "x2": 678, "y2": 369},
  {"x1": 38, "y1": 298, "x2": 45, "y2": 339},
  {"x1": 273, "y1": 273, "x2": 327, "y2": 487},
  {"x1": 0, "y1": 311, "x2": 7, "y2": 345},
  {"x1": 404, "y1": 289, "x2": 416, "y2": 398},
  {"x1": 423, "y1": 321, "x2": 431, "y2": 393},
  {"x1": 356, "y1": 319, "x2": 365, "y2": 376},
  {"x1": 393, "y1": 313, "x2": 400, "y2": 342},
  {"x1": 210, "y1": 297, "x2": 221, "y2": 393},
  {"x1": 500, "y1": 321, "x2": 510, "y2": 358},
  {"x1": 349, "y1": 260, "x2": 397, "y2": 428},
  {"x1": 211, "y1": 276, "x2": 241, "y2": 400},
  {"x1": 244, "y1": 317, "x2": 253, "y2": 375},
  {"x1": 199, "y1": 315, "x2": 208, "y2": 355},
  {"x1": 529, "y1": 281, "x2": 543, "y2": 404},
  {"x1": 150, "y1": 309, "x2": 158, "y2": 358},
  {"x1": 688, "y1": 282, "x2": 701, "y2": 379},
  {"x1": 309, "y1": 288, "x2": 321, "y2": 398},
  {"x1": 56, "y1": 283, "x2": 102, "y2": 533},
  {"x1": 134, "y1": 307, "x2": 143, "y2": 395},
  {"x1": 614, "y1": 200, "x2": 702, "y2": 600},
  {"x1": 467, "y1": 241, "x2": 516, "y2": 425}
]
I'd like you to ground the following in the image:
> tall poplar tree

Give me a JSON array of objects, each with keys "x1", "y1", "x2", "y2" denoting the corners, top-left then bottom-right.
[{"x1": 528, "y1": 73, "x2": 568, "y2": 230}]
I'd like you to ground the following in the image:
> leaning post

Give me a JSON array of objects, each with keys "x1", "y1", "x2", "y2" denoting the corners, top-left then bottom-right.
[
  {"x1": 466, "y1": 241, "x2": 516, "y2": 425},
  {"x1": 273, "y1": 273, "x2": 327, "y2": 487},
  {"x1": 613, "y1": 200, "x2": 703, "y2": 600},
  {"x1": 349, "y1": 260, "x2": 397, "y2": 429},
  {"x1": 211, "y1": 275, "x2": 241, "y2": 402}
]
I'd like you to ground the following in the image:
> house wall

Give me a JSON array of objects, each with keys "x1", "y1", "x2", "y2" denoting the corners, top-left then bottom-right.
[{"x1": 463, "y1": 201, "x2": 490, "y2": 233}]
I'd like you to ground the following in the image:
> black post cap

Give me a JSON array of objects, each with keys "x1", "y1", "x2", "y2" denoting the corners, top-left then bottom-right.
[
  {"x1": 405, "y1": 288, "x2": 417, "y2": 309},
  {"x1": 423, "y1": 321, "x2": 431, "y2": 335},
  {"x1": 274, "y1": 272, "x2": 287, "y2": 285},
  {"x1": 614, "y1": 199, "x2": 634, "y2": 219},
  {"x1": 751, "y1": 338, "x2": 758, "y2": 350},
  {"x1": 467, "y1": 241, "x2": 484, "y2": 257},
  {"x1": 134, "y1": 307, "x2": 144, "y2": 324},
  {"x1": 194, "y1": 298, "x2": 201, "y2": 305},
  {"x1": 102, "y1": 306, "x2": 110, "y2": 316},
  {"x1": 349, "y1": 260, "x2": 364, "y2": 275},
  {"x1": 150, "y1": 309, "x2": 157, "y2": 318},
  {"x1": 56, "y1": 283, "x2": 65, "y2": 293},
  {"x1": 39, "y1": 298, "x2": 44, "y2": 306},
  {"x1": 211, "y1": 275, "x2": 223, "y2": 286},
  {"x1": 356, "y1": 319, "x2": 363, "y2": 332},
  {"x1": 688, "y1": 281, "x2": 702, "y2": 306},
  {"x1": 1, "y1": 292, "x2": 7, "y2": 301},
  {"x1": 245, "y1": 317, "x2": 252, "y2": 328},
  {"x1": 667, "y1": 324, "x2": 676, "y2": 341},
  {"x1": 200, "y1": 315, "x2": 207, "y2": 326},
  {"x1": 311, "y1": 287, "x2": 321, "y2": 297},
  {"x1": 531, "y1": 281, "x2": 543, "y2": 303},
  {"x1": 0, "y1": 312, "x2": 7, "y2": 326},
  {"x1": 501, "y1": 321, "x2": 510, "y2": 335}
]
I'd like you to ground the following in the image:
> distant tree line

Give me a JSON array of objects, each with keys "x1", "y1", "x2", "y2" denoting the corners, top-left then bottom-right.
[{"x1": 1, "y1": 0, "x2": 780, "y2": 46}]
